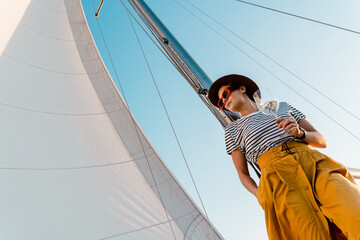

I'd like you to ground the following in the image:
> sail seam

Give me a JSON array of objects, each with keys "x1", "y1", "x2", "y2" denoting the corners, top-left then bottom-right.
[
  {"x1": 0, "y1": 154, "x2": 155, "y2": 171},
  {"x1": 35, "y1": 0, "x2": 75, "y2": 14},
  {"x1": 3, "y1": 54, "x2": 103, "y2": 75},
  {"x1": 19, "y1": 23, "x2": 90, "y2": 43},
  {"x1": 99, "y1": 210, "x2": 197, "y2": 240},
  {"x1": 0, "y1": 101, "x2": 125, "y2": 116},
  {"x1": 183, "y1": 213, "x2": 202, "y2": 239}
]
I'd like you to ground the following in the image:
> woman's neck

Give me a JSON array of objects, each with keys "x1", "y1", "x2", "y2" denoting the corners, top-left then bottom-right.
[{"x1": 239, "y1": 101, "x2": 258, "y2": 117}]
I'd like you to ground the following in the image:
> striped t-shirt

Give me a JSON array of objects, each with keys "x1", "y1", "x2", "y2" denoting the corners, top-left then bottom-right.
[{"x1": 224, "y1": 102, "x2": 306, "y2": 163}]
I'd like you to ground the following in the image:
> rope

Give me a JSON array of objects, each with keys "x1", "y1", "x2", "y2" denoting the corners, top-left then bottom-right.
[
  {"x1": 235, "y1": 0, "x2": 360, "y2": 35},
  {"x1": 117, "y1": 1, "x2": 180, "y2": 238},
  {"x1": 0, "y1": 156, "x2": 151, "y2": 171},
  {"x1": 3, "y1": 54, "x2": 99, "y2": 75},
  {"x1": 180, "y1": 0, "x2": 360, "y2": 122},
  {"x1": 121, "y1": 1, "x2": 219, "y2": 239},
  {"x1": 92, "y1": 0, "x2": 178, "y2": 239},
  {"x1": 171, "y1": 0, "x2": 360, "y2": 142},
  {"x1": 117, "y1": 0, "x2": 204, "y2": 96},
  {"x1": 0, "y1": 100, "x2": 123, "y2": 116}
]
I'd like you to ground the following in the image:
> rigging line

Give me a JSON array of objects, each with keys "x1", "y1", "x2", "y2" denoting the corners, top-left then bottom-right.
[
  {"x1": 0, "y1": 101, "x2": 125, "y2": 116},
  {"x1": 90, "y1": 1, "x2": 177, "y2": 237},
  {"x1": 93, "y1": 1, "x2": 204, "y2": 232},
  {"x1": 20, "y1": 23, "x2": 89, "y2": 42},
  {"x1": 124, "y1": 9, "x2": 178, "y2": 240},
  {"x1": 124, "y1": 0, "x2": 232, "y2": 130},
  {"x1": 3, "y1": 54, "x2": 100, "y2": 75},
  {"x1": 125, "y1": 1, "x2": 230, "y2": 129},
  {"x1": 124, "y1": 0, "x2": 201, "y2": 89},
  {"x1": 0, "y1": 156, "x2": 153, "y2": 171},
  {"x1": 114, "y1": 0, "x2": 184, "y2": 75},
  {"x1": 122, "y1": 3, "x2": 227, "y2": 236},
  {"x1": 99, "y1": 210, "x2": 198, "y2": 240},
  {"x1": 123, "y1": 6, "x2": 184, "y2": 240},
  {"x1": 235, "y1": 0, "x2": 360, "y2": 35},
  {"x1": 35, "y1": 0, "x2": 67, "y2": 13},
  {"x1": 91, "y1": 1, "x2": 177, "y2": 238},
  {"x1": 172, "y1": 0, "x2": 360, "y2": 142},
  {"x1": 126, "y1": 0, "x2": 212, "y2": 222},
  {"x1": 125, "y1": 2, "x2": 299, "y2": 180},
  {"x1": 179, "y1": 0, "x2": 360, "y2": 121},
  {"x1": 120, "y1": 0, "x2": 196, "y2": 85},
  {"x1": 127, "y1": 6, "x2": 201, "y2": 93},
  {"x1": 96, "y1": 1, "x2": 204, "y2": 236},
  {"x1": 123, "y1": 1, "x2": 218, "y2": 239},
  {"x1": 121, "y1": 0, "x2": 203, "y2": 102},
  {"x1": 109, "y1": 1, "x2": 178, "y2": 239}
]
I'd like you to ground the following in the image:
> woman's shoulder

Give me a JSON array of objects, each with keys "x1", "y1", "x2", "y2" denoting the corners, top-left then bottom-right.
[{"x1": 225, "y1": 120, "x2": 238, "y2": 132}]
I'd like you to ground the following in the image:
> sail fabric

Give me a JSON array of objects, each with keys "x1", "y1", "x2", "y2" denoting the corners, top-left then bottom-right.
[{"x1": 0, "y1": 0, "x2": 223, "y2": 239}]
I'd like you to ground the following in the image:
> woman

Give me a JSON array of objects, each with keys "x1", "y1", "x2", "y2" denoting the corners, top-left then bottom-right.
[{"x1": 208, "y1": 74, "x2": 360, "y2": 240}]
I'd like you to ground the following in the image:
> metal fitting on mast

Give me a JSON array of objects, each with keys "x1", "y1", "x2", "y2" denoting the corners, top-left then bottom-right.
[
  {"x1": 197, "y1": 88, "x2": 208, "y2": 95},
  {"x1": 161, "y1": 38, "x2": 169, "y2": 44}
]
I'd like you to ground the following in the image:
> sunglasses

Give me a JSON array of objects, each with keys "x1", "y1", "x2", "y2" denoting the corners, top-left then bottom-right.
[{"x1": 217, "y1": 86, "x2": 238, "y2": 109}]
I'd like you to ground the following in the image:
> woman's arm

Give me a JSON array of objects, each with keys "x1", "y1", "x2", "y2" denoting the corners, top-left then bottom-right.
[
  {"x1": 231, "y1": 149, "x2": 258, "y2": 197},
  {"x1": 275, "y1": 117, "x2": 327, "y2": 148}
]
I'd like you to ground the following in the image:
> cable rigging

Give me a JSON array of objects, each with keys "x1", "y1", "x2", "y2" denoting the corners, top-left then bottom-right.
[
  {"x1": 92, "y1": 0, "x2": 360, "y2": 218},
  {"x1": 125, "y1": 0, "x2": 231, "y2": 128},
  {"x1": 235, "y1": 0, "x2": 360, "y2": 36},
  {"x1": 171, "y1": 0, "x2": 360, "y2": 142},
  {"x1": 92, "y1": 1, "x2": 178, "y2": 239},
  {"x1": 179, "y1": 0, "x2": 360, "y2": 122},
  {"x1": 93, "y1": 1, "x2": 220, "y2": 239},
  {"x1": 120, "y1": 1, "x2": 219, "y2": 239}
]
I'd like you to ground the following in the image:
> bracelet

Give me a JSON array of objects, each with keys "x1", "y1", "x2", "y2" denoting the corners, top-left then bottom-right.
[{"x1": 298, "y1": 127, "x2": 306, "y2": 140}]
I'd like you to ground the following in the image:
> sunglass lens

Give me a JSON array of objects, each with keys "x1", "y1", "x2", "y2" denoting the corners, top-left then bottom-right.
[
  {"x1": 218, "y1": 99, "x2": 224, "y2": 109},
  {"x1": 222, "y1": 90, "x2": 229, "y2": 99}
]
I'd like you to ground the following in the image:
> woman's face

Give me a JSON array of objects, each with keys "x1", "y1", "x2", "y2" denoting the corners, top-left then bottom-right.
[{"x1": 218, "y1": 85, "x2": 246, "y2": 112}]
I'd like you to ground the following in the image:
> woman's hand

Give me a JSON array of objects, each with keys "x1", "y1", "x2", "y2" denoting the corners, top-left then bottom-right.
[
  {"x1": 275, "y1": 117, "x2": 303, "y2": 138},
  {"x1": 275, "y1": 117, "x2": 327, "y2": 148},
  {"x1": 231, "y1": 149, "x2": 258, "y2": 197}
]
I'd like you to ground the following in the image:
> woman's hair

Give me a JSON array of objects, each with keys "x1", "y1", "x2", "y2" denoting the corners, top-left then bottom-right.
[{"x1": 227, "y1": 82, "x2": 254, "y2": 102}]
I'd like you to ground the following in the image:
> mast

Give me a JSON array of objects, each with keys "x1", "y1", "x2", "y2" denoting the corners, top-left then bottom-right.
[{"x1": 127, "y1": 0, "x2": 239, "y2": 128}]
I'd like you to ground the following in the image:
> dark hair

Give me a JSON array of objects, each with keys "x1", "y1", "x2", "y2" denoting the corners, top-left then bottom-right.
[{"x1": 227, "y1": 83, "x2": 254, "y2": 102}]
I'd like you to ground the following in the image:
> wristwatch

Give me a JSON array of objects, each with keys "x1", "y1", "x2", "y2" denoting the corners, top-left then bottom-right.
[{"x1": 298, "y1": 127, "x2": 306, "y2": 140}]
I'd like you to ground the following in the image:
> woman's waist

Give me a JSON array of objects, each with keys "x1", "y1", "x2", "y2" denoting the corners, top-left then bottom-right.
[{"x1": 257, "y1": 141, "x2": 309, "y2": 169}]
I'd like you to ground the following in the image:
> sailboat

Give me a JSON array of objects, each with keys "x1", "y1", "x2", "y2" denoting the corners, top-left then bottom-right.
[{"x1": 1, "y1": 0, "x2": 359, "y2": 239}]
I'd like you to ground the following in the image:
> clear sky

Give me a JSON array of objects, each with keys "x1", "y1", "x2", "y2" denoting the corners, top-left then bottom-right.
[{"x1": 82, "y1": 0, "x2": 360, "y2": 239}]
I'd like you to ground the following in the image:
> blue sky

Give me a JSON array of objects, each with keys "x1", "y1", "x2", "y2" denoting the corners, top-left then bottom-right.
[{"x1": 82, "y1": 0, "x2": 360, "y2": 239}]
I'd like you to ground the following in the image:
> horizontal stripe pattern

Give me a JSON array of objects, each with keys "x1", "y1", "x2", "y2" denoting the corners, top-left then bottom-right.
[{"x1": 225, "y1": 102, "x2": 305, "y2": 163}]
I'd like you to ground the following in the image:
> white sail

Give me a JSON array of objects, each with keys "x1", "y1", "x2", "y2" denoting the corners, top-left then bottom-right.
[{"x1": 0, "y1": 0, "x2": 223, "y2": 239}]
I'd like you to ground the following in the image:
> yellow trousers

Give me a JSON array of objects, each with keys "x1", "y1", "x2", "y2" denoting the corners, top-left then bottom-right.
[{"x1": 256, "y1": 142, "x2": 360, "y2": 240}]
